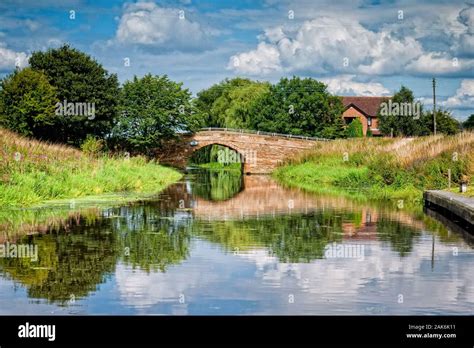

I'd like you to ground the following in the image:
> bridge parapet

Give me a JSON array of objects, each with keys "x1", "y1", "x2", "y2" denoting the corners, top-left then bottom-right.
[{"x1": 197, "y1": 128, "x2": 329, "y2": 142}]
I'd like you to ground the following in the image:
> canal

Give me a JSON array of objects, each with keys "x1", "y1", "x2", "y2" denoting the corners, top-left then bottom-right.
[{"x1": 0, "y1": 168, "x2": 473, "y2": 315}]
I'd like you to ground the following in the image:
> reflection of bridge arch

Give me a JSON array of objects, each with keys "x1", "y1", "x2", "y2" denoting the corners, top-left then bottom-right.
[
  {"x1": 156, "y1": 129, "x2": 323, "y2": 174},
  {"x1": 191, "y1": 142, "x2": 246, "y2": 171}
]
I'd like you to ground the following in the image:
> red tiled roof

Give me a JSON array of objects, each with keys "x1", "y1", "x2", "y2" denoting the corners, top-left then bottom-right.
[{"x1": 341, "y1": 96, "x2": 390, "y2": 117}]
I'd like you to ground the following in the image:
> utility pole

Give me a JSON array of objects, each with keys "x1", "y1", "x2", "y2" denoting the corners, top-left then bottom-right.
[{"x1": 432, "y1": 78, "x2": 437, "y2": 135}]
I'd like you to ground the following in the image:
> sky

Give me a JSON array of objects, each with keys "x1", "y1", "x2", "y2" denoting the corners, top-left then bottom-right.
[{"x1": 0, "y1": 0, "x2": 473, "y2": 121}]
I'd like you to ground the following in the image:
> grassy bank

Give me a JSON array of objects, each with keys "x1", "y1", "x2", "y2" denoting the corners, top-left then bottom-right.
[
  {"x1": 275, "y1": 133, "x2": 474, "y2": 207},
  {"x1": 0, "y1": 128, "x2": 182, "y2": 207}
]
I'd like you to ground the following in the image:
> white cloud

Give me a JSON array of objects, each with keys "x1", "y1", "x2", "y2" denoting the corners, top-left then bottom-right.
[
  {"x1": 228, "y1": 7, "x2": 474, "y2": 77},
  {"x1": 358, "y1": 33, "x2": 423, "y2": 75},
  {"x1": 442, "y1": 79, "x2": 474, "y2": 109},
  {"x1": 406, "y1": 52, "x2": 473, "y2": 75},
  {"x1": 227, "y1": 42, "x2": 281, "y2": 75},
  {"x1": 322, "y1": 75, "x2": 390, "y2": 96},
  {"x1": 229, "y1": 17, "x2": 425, "y2": 76},
  {"x1": 0, "y1": 44, "x2": 28, "y2": 70},
  {"x1": 115, "y1": 2, "x2": 214, "y2": 50}
]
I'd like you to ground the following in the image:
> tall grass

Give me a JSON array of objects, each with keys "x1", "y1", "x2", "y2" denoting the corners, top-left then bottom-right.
[
  {"x1": 0, "y1": 128, "x2": 182, "y2": 207},
  {"x1": 275, "y1": 132, "x2": 474, "y2": 206}
]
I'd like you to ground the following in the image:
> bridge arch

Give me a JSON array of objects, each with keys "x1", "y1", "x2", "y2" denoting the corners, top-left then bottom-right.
[
  {"x1": 189, "y1": 142, "x2": 248, "y2": 172},
  {"x1": 156, "y1": 129, "x2": 323, "y2": 174}
]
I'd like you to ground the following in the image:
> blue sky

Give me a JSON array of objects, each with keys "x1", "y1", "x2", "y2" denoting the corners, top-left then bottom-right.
[{"x1": 0, "y1": 0, "x2": 473, "y2": 120}]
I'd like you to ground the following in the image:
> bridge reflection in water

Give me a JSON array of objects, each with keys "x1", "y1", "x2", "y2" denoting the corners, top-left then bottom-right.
[{"x1": 159, "y1": 170, "x2": 428, "y2": 241}]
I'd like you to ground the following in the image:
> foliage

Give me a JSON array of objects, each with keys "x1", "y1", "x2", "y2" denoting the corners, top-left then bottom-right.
[
  {"x1": 346, "y1": 118, "x2": 364, "y2": 138},
  {"x1": 80, "y1": 135, "x2": 105, "y2": 156},
  {"x1": 111, "y1": 74, "x2": 198, "y2": 154},
  {"x1": 463, "y1": 114, "x2": 474, "y2": 130},
  {"x1": 419, "y1": 109, "x2": 460, "y2": 135},
  {"x1": 194, "y1": 78, "x2": 270, "y2": 129},
  {"x1": 0, "y1": 68, "x2": 58, "y2": 137},
  {"x1": 28, "y1": 44, "x2": 119, "y2": 146},
  {"x1": 248, "y1": 76, "x2": 345, "y2": 138},
  {"x1": 378, "y1": 86, "x2": 423, "y2": 136},
  {"x1": 378, "y1": 86, "x2": 460, "y2": 136}
]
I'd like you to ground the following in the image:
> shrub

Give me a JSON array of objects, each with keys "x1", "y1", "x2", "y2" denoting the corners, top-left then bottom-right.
[
  {"x1": 81, "y1": 136, "x2": 104, "y2": 156},
  {"x1": 368, "y1": 153, "x2": 400, "y2": 185},
  {"x1": 346, "y1": 119, "x2": 363, "y2": 138}
]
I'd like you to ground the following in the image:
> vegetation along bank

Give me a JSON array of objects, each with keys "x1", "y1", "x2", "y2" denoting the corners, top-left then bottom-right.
[{"x1": 274, "y1": 133, "x2": 474, "y2": 207}]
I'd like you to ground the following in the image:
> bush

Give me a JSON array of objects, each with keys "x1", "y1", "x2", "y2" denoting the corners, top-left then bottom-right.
[
  {"x1": 346, "y1": 119, "x2": 363, "y2": 138},
  {"x1": 81, "y1": 136, "x2": 104, "y2": 156},
  {"x1": 368, "y1": 153, "x2": 400, "y2": 185}
]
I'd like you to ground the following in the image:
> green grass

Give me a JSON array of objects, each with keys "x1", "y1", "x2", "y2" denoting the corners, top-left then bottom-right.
[
  {"x1": 275, "y1": 134, "x2": 474, "y2": 208},
  {"x1": 195, "y1": 162, "x2": 242, "y2": 171},
  {"x1": 447, "y1": 186, "x2": 474, "y2": 197},
  {"x1": 0, "y1": 128, "x2": 182, "y2": 207}
]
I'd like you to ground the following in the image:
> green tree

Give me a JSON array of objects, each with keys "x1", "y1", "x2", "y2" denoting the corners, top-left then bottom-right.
[
  {"x1": 249, "y1": 77, "x2": 345, "y2": 138},
  {"x1": 378, "y1": 86, "x2": 423, "y2": 136},
  {"x1": 346, "y1": 118, "x2": 364, "y2": 137},
  {"x1": 463, "y1": 114, "x2": 474, "y2": 130},
  {"x1": 195, "y1": 78, "x2": 269, "y2": 129},
  {"x1": 29, "y1": 44, "x2": 119, "y2": 145},
  {"x1": 194, "y1": 83, "x2": 225, "y2": 127},
  {"x1": 0, "y1": 68, "x2": 58, "y2": 137},
  {"x1": 111, "y1": 74, "x2": 197, "y2": 154},
  {"x1": 419, "y1": 109, "x2": 460, "y2": 135},
  {"x1": 210, "y1": 79, "x2": 269, "y2": 128}
]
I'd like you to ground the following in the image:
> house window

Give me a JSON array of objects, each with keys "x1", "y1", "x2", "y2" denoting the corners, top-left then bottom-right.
[{"x1": 367, "y1": 117, "x2": 372, "y2": 127}]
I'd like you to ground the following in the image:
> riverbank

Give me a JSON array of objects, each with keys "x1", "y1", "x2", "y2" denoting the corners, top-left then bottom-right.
[
  {"x1": 0, "y1": 128, "x2": 182, "y2": 207},
  {"x1": 274, "y1": 133, "x2": 474, "y2": 208}
]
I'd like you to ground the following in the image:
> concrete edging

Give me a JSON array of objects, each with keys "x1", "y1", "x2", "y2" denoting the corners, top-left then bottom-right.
[{"x1": 424, "y1": 190, "x2": 474, "y2": 226}]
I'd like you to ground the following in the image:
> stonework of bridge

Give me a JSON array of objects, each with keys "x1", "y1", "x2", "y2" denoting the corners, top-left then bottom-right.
[{"x1": 156, "y1": 129, "x2": 323, "y2": 174}]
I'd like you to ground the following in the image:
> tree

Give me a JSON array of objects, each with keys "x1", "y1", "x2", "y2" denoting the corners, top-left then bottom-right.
[
  {"x1": 463, "y1": 114, "x2": 474, "y2": 130},
  {"x1": 29, "y1": 44, "x2": 119, "y2": 145},
  {"x1": 419, "y1": 109, "x2": 460, "y2": 135},
  {"x1": 0, "y1": 68, "x2": 58, "y2": 137},
  {"x1": 378, "y1": 86, "x2": 423, "y2": 136},
  {"x1": 194, "y1": 82, "x2": 226, "y2": 127},
  {"x1": 194, "y1": 78, "x2": 269, "y2": 129},
  {"x1": 346, "y1": 118, "x2": 364, "y2": 137},
  {"x1": 210, "y1": 80, "x2": 270, "y2": 129},
  {"x1": 111, "y1": 74, "x2": 197, "y2": 154},
  {"x1": 249, "y1": 77, "x2": 345, "y2": 138}
]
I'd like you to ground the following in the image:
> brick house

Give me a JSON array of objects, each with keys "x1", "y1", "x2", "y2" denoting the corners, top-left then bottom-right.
[{"x1": 341, "y1": 96, "x2": 390, "y2": 136}]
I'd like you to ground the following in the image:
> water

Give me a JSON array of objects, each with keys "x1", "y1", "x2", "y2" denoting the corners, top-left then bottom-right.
[{"x1": 0, "y1": 169, "x2": 473, "y2": 315}]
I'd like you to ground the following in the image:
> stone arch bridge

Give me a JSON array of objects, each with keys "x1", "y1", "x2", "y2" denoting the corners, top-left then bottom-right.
[{"x1": 156, "y1": 128, "x2": 327, "y2": 174}]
